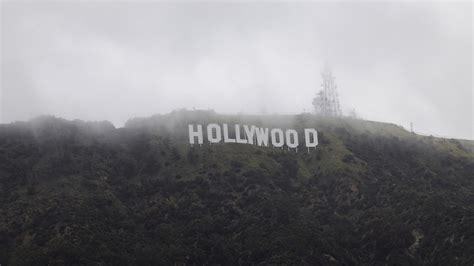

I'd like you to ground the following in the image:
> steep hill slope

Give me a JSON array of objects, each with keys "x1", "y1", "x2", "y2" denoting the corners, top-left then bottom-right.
[{"x1": 0, "y1": 110, "x2": 473, "y2": 265}]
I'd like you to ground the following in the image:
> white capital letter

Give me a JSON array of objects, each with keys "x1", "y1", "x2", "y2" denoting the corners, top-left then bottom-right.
[
  {"x1": 270, "y1": 129, "x2": 284, "y2": 148},
  {"x1": 188, "y1": 124, "x2": 203, "y2": 145},
  {"x1": 207, "y1": 124, "x2": 222, "y2": 143},
  {"x1": 286, "y1": 129, "x2": 299, "y2": 148},
  {"x1": 235, "y1": 124, "x2": 248, "y2": 144},
  {"x1": 244, "y1": 125, "x2": 256, "y2": 145},
  {"x1": 223, "y1": 123, "x2": 236, "y2": 143},
  {"x1": 304, "y1": 129, "x2": 318, "y2": 148}
]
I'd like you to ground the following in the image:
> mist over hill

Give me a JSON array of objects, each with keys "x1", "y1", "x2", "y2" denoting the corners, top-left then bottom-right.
[{"x1": 0, "y1": 110, "x2": 473, "y2": 265}]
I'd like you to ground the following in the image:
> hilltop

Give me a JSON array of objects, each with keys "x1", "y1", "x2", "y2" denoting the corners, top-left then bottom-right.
[{"x1": 0, "y1": 110, "x2": 473, "y2": 265}]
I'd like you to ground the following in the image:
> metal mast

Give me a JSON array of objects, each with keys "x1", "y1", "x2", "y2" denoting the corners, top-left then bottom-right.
[{"x1": 313, "y1": 66, "x2": 342, "y2": 117}]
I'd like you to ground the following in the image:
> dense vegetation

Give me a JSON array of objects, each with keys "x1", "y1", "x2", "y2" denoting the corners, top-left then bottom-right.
[{"x1": 1, "y1": 110, "x2": 473, "y2": 265}]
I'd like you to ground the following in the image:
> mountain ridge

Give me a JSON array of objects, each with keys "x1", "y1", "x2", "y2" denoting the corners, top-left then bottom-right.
[{"x1": 0, "y1": 110, "x2": 473, "y2": 265}]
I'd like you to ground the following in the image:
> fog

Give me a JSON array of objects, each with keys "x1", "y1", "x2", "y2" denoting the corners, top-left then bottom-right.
[{"x1": 1, "y1": 2, "x2": 472, "y2": 139}]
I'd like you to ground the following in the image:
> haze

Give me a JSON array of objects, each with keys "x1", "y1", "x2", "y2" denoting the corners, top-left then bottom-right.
[{"x1": 1, "y1": 2, "x2": 472, "y2": 139}]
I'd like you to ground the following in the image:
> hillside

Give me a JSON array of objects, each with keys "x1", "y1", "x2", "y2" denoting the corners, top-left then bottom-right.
[{"x1": 0, "y1": 110, "x2": 473, "y2": 265}]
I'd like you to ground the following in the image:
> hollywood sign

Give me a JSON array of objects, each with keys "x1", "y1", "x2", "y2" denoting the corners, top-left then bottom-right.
[{"x1": 188, "y1": 123, "x2": 318, "y2": 152}]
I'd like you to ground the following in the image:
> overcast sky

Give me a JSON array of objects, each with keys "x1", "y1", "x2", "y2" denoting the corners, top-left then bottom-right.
[{"x1": 1, "y1": 1, "x2": 472, "y2": 139}]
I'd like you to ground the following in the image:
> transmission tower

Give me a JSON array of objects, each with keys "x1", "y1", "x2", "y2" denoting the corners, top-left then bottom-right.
[{"x1": 312, "y1": 66, "x2": 342, "y2": 117}]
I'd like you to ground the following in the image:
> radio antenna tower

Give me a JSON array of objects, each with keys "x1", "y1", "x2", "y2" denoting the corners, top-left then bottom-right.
[{"x1": 312, "y1": 64, "x2": 342, "y2": 117}]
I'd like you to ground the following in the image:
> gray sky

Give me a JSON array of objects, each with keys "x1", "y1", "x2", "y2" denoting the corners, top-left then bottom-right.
[{"x1": 1, "y1": 1, "x2": 472, "y2": 139}]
